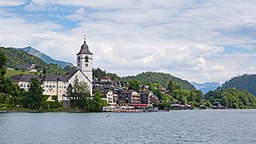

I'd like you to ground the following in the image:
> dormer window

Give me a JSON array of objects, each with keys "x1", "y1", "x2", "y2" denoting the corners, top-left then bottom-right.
[{"x1": 85, "y1": 56, "x2": 89, "y2": 62}]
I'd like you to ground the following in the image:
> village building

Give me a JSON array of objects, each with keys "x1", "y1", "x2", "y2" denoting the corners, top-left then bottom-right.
[
  {"x1": 11, "y1": 37, "x2": 93, "y2": 102},
  {"x1": 17, "y1": 64, "x2": 38, "y2": 72}
]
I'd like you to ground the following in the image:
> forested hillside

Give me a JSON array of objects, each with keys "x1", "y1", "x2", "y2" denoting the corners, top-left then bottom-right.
[
  {"x1": 205, "y1": 88, "x2": 256, "y2": 109},
  {"x1": 0, "y1": 47, "x2": 66, "y2": 74},
  {"x1": 123, "y1": 72, "x2": 196, "y2": 90},
  {"x1": 217, "y1": 74, "x2": 256, "y2": 96}
]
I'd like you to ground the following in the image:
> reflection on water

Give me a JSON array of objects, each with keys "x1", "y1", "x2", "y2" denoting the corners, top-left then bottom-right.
[{"x1": 0, "y1": 110, "x2": 256, "y2": 144}]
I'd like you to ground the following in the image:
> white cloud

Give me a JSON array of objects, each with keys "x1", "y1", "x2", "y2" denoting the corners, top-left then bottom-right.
[
  {"x1": 0, "y1": 0, "x2": 27, "y2": 7},
  {"x1": 1, "y1": 0, "x2": 256, "y2": 83}
]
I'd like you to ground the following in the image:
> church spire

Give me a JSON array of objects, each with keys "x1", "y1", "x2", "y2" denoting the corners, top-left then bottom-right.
[
  {"x1": 77, "y1": 35, "x2": 92, "y2": 55},
  {"x1": 84, "y1": 35, "x2": 86, "y2": 43}
]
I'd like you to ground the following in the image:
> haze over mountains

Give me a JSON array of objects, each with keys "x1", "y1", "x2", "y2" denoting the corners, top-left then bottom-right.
[
  {"x1": 19, "y1": 46, "x2": 74, "y2": 68},
  {"x1": 191, "y1": 82, "x2": 220, "y2": 94}
]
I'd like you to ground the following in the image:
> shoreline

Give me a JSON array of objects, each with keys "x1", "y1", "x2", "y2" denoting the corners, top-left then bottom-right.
[
  {"x1": 1, "y1": 108, "x2": 255, "y2": 113},
  {"x1": 0, "y1": 108, "x2": 87, "y2": 113}
]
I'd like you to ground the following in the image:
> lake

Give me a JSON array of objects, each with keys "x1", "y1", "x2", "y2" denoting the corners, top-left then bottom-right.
[{"x1": 0, "y1": 110, "x2": 256, "y2": 144}]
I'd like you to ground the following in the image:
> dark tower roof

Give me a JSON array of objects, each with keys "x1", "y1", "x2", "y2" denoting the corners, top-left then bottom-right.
[{"x1": 77, "y1": 36, "x2": 93, "y2": 55}]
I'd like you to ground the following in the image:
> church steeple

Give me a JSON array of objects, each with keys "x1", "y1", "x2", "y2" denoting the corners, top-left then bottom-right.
[
  {"x1": 75, "y1": 35, "x2": 93, "y2": 96},
  {"x1": 77, "y1": 35, "x2": 93, "y2": 55}
]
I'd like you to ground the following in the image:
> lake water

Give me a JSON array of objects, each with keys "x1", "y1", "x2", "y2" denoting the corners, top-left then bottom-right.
[{"x1": 0, "y1": 110, "x2": 256, "y2": 144}]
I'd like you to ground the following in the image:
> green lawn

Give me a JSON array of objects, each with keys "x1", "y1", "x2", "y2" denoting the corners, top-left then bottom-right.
[{"x1": 4, "y1": 69, "x2": 30, "y2": 77}]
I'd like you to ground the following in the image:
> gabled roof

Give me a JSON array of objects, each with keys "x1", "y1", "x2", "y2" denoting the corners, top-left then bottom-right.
[
  {"x1": 65, "y1": 69, "x2": 92, "y2": 84},
  {"x1": 17, "y1": 64, "x2": 37, "y2": 70},
  {"x1": 65, "y1": 69, "x2": 78, "y2": 80}
]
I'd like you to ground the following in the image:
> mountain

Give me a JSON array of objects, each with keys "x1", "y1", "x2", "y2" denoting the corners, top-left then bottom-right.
[
  {"x1": 217, "y1": 74, "x2": 256, "y2": 96},
  {"x1": 19, "y1": 46, "x2": 74, "y2": 68},
  {"x1": 191, "y1": 82, "x2": 220, "y2": 94},
  {"x1": 123, "y1": 71, "x2": 196, "y2": 90},
  {"x1": 0, "y1": 46, "x2": 66, "y2": 74}
]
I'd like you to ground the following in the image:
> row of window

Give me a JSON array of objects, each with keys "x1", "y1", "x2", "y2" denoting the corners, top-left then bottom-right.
[
  {"x1": 45, "y1": 82, "x2": 67, "y2": 84},
  {"x1": 20, "y1": 84, "x2": 29, "y2": 88},
  {"x1": 45, "y1": 85, "x2": 67, "y2": 89},
  {"x1": 77, "y1": 56, "x2": 89, "y2": 62},
  {"x1": 44, "y1": 89, "x2": 67, "y2": 93},
  {"x1": 20, "y1": 84, "x2": 67, "y2": 89}
]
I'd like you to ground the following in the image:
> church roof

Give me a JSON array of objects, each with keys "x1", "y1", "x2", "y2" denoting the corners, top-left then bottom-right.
[
  {"x1": 77, "y1": 37, "x2": 92, "y2": 55},
  {"x1": 65, "y1": 69, "x2": 78, "y2": 80}
]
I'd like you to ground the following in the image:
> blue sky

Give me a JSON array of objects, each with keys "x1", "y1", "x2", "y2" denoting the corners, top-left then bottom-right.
[{"x1": 1, "y1": 0, "x2": 256, "y2": 83}]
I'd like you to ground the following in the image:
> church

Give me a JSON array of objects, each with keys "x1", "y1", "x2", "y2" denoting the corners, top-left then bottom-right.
[{"x1": 11, "y1": 37, "x2": 93, "y2": 102}]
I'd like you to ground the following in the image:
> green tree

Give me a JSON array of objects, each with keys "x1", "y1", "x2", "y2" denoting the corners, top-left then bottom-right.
[
  {"x1": 128, "y1": 80, "x2": 141, "y2": 90},
  {"x1": 93, "y1": 68, "x2": 106, "y2": 79},
  {"x1": 0, "y1": 49, "x2": 7, "y2": 80},
  {"x1": 22, "y1": 78, "x2": 46, "y2": 109},
  {"x1": 67, "y1": 84, "x2": 73, "y2": 97},
  {"x1": 83, "y1": 89, "x2": 107, "y2": 112},
  {"x1": 64, "y1": 65, "x2": 76, "y2": 72},
  {"x1": 167, "y1": 80, "x2": 174, "y2": 93}
]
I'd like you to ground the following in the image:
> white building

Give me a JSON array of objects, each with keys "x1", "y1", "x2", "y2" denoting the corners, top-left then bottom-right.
[{"x1": 11, "y1": 36, "x2": 93, "y2": 102}]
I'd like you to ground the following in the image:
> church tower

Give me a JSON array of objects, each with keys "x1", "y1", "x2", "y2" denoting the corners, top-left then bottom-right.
[{"x1": 77, "y1": 36, "x2": 93, "y2": 88}]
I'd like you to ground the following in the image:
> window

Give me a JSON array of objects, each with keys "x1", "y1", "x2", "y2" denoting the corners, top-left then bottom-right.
[
  {"x1": 85, "y1": 56, "x2": 89, "y2": 62},
  {"x1": 77, "y1": 56, "x2": 80, "y2": 62}
]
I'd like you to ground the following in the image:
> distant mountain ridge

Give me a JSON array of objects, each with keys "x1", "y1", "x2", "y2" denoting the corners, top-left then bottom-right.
[
  {"x1": 217, "y1": 74, "x2": 256, "y2": 96},
  {"x1": 19, "y1": 46, "x2": 74, "y2": 68},
  {"x1": 191, "y1": 82, "x2": 220, "y2": 94}
]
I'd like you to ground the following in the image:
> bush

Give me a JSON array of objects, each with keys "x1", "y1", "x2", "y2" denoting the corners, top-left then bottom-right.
[{"x1": 47, "y1": 101, "x2": 62, "y2": 109}]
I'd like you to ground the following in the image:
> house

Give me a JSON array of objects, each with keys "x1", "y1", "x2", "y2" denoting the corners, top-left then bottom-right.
[
  {"x1": 117, "y1": 90, "x2": 141, "y2": 106},
  {"x1": 140, "y1": 90, "x2": 159, "y2": 105},
  {"x1": 211, "y1": 102, "x2": 225, "y2": 109},
  {"x1": 11, "y1": 74, "x2": 41, "y2": 91},
  {"x1": 17, "y1": 64, "x2": 38, "y2": 72},
  {"x1": 95, "y1": 88, "x2": 118, "y2": 106},
  {"x1": 41, "y1": 74, "x2": 69, "y2": 101}
]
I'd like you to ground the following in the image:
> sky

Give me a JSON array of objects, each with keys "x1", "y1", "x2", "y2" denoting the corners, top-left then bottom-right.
[{"x1": 1, "y1": 0, "x2": 256, "y2": 83}]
